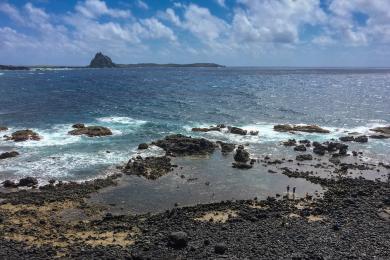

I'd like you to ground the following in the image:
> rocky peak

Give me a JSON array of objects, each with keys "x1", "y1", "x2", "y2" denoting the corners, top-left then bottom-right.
[{"x1": 89, "y1": 52, "x2": 116, "y2": 68}]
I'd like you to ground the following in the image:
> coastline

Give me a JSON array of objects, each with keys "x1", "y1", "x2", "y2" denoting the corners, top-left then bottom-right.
[{"x1": 1, "y1": 127, "x2": 389, "y2": 259}]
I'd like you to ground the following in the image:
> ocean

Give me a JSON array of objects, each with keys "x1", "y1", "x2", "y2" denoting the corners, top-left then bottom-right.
[{"x1": 0, "y1": 67, "x2": 389, "y2": 211}]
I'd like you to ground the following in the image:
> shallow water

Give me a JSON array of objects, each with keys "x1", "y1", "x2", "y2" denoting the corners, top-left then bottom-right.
[{"x1": 89, "y1": 151, "x2": 324, "y2": 214}]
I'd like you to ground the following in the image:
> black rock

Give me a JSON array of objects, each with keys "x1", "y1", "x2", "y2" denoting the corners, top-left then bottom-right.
[
  {"x1": 355, "y1": 135, "x2": 368, "y2": 143},
  {"x1": 72, "y1": 123, "x2": 85, "y2": 129},
  {"x1": 18, "y1": 177, "x2": 38, "y2": 187},
  {"x1": 282, "y1": 139, "x2": 296, "y2": 146},
  {"x1": 138, "y1": 143, "x2": 149, "y2": 150},
  {"x1": 294, "y1": 145, "x2": 307, "y2": 152},
  {"x1": 0, "y1": 151, "x2": 19, "y2": 160},
  {"x1": 152, "y1": 134, "x2": 215, "y2": 156},
  {"x1": 339, "y1": 136, "x2": 355, "y2": 142},
  {"x1": 3, "y1": 180, "x2": 18, "y2": 188},
  {"x1": 168, "y1": 231, "x2": 188, "y2": 249},
  {"x1": 214, "y1": 243, "x2": 228, "y2": 254},
  {"x1": 228, "y1": 126, "x2": 247, "y2": 135},
  {"x1": 232, "y1": 162, "x2": 253, "y2": 169},
  {"x1": 217, "y1": 141, "x2": 235, "y2": 153},
  {"x1": 296, "y1": 154, "x2": 313, "y2": 161},
  {"x1": 234, "y1": 146, "x2": 250, "y2": 163},
  {"x1": 89, "y1": 52, "x2": 116, "y2": 68}
]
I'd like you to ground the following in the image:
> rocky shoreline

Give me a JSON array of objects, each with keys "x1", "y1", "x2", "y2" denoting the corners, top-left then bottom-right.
[{"x1": 0, "y1": 124, "x2": 389, "y2": 259}]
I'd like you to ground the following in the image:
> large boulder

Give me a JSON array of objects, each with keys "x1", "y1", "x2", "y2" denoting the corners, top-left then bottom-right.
[
  {"x1": 234, "y1": 146, "x2": 250, "y2": 163},
  {"x1": 152, "y1": 134, "x2": 215, "y2": 156},
  {"x1": 6, "y1": 130, "x2": 41, "y2": 142},
  {"x1": 228, "y1": 126, "x2": 247, "y2": 135},
  {"x1": 370, "y1": 126, "x2": 390, "y2": 136},
  {"x1": 168, "y1": 231, "x2": 188, "y2": 249},
  {"x1": 89, "y1": 52, "x2": 116, "y2": 68},
  {"x1": 68, "y1": 126, "x2": 112, "y2": 137},
  {"x1": 0, "y1": 151, "x2": 19, "y2": 160},
  {"x1": 124, "y1": 156, "x2": 175, "y2": 180},
  {"x1": 274, "y1": 124, "x2": 330, "y2": 133},
  {"x1": 18, "y1": 177, "x2": 38, "y2": 187},
  {"x1": 138, "y1": 143, "x2": 149, "y2": 149}
]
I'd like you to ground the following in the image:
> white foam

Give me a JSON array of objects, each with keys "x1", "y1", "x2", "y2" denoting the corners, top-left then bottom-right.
[
  {"x1": 0, "y1": 151, "x2": 128, "y2": 180},
  {"x1": 131, "y1": 145, "x2": 165, "y2": 158},
  {"x1": 97, "y1": 116, "x2": 147, "y2": 126},
  {"x1": 12, "y1": 124, "x2": 81, "y2": 147}
]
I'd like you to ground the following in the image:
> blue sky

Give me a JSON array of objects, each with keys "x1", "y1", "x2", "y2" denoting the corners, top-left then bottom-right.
[{"x1": 1, "y1": 0, "x2": 390, "y2": 66}]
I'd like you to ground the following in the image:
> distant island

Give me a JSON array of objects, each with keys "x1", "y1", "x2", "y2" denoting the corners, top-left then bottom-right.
[{"x1": 0, "y1": 52, "x2": 225, "y2": 70}]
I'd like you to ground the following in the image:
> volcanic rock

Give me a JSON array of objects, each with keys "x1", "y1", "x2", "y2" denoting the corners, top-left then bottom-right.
[
  {"x1": 249, "y1": 130, "x2": 259, "y2": 136},
  {"x1": 18, "y1": 177, "x2": 38, "y2": 187},
  {"x1": 6, "y1": 130, "x2": 41, "y2": 142},
  {"x1": 138, "y1": 143, "x2": 149, "y2": 150},
  {"x1": 2, "y1": 180, "x2": 18, "y2": 188},
  {"x1": 339, "y1": 136, "x2": 355, "y2": 142},
  {"x1": 0, "y1": 151, "x2": 19, "y2": 160},
  {"x1": 72, "y1": 123, "x2": 85, "y2": 129},
  {"x1": 294, "y1": 145, "x2": 307, "y2": 152},
  {"x1": 296, "y1": 154, "x2": 313, "y2": 161},
  {"x1": 68, "y1": 126, "x2": 112, "y2": 137},
  {"x1": 228, "y1": 126, "x2": 247, "y2": 135},
  {"x1": 370, "y1": 126, "x2": 390, "y2": 135},
  {"x1": 234, "y1": 146, "x2": 250, "y2": 163},
  {"x1": 217, "y1": 141, "x2": 235, "y2": 154},
  {"x1": 282, "y1": 139, "x2": 296, "y2": 146},
  {"x1": 168, "y1": 231, "x2": 188, "y2": 249},
  {"x1": 152, "y1": 134, "x2": 215, "y2": 156},
  {"x1": 274, "y1": 124, "x2": 330, "y2": 133},
  {"x1": 192, "y1": 126, "x2": 221, "y2": 132},
  {"x1": 89, "y1": 52, "x2": 116, "y2": 68},
  {"x1": 124, "y1": 156, "x2": 175, "y2": 180},
  {"x1": 355, "y1": 135, "x2": 368, "y2": 143}
]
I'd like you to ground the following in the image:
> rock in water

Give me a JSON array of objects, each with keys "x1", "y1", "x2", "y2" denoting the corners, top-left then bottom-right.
[
  {"x1": 89, "y1": 52, "x2": 116, "y2": 68},
  {"x1": 152, "y1": 134, "x2": 215, "y2": 156},
  {"x1": 72, "y1": 123, "x2": 85, "y2": 129},
  {"x1": 355, "y1": 135, "x2": 368, "y2": 143},
  {"x1": 168, "y1": 231, "x2": 188, "y2": 249},
  {"x1": 138, "y1": 143, "x2": 149, "y2": 149},
  {"x1": 294, "y1": 145, "x2": 307, "y2": 152},
  {"x1": 370, "y1": 126, "x2": 390, "y2": 136},
  {"x1": 68, "y1": 126, "x2": 112, "y2": 137},
  {"x1": 217, "y1": 141, "x2": 235, "y2": 153},
  {"x1": 0, "y1": 151, "x2": 19, "y2": 160},
  {"x1": 274, "y1": 124, "x2": 330, "y2": 133},
  {"x1": 228, "y1": 126, "x2": 247, "y2": 135},
  {"x1": 0, "y1": 126, "x2": 8, "y2": 131},
  {"x1": 6, "y1": 130, "x2": 41, "y2": 142},
  {"x1": 234, "y1": 146, "x2": 250, "y2": 163},
  {"x1": 124, "y1": 156, "x2": 175, "y2": 180}
]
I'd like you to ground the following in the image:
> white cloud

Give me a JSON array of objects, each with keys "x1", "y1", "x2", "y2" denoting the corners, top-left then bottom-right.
[
  {"x1": 137, "y1": 0, "x2": 149, "y2": 10},
  {"x1": 215, "y1": 0, "x2": 226, "y2": 8},
  {"x1": 0, "y1": 2, "x2": 25, "y2": 24},
  {"x1": 75, "y1": 0, "x2": 131, "y2": 19}
]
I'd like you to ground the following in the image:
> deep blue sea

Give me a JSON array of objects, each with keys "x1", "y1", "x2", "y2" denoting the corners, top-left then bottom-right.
[{"x1": 0, "y1": 68, "x2": 389, "y2": 189}]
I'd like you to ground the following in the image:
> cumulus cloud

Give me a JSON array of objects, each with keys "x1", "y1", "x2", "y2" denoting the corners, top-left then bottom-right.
[
  {"x1": 75, "y1": 0, "x2": 131, "y2": 19},
  {"x1": 136, "y1": 0, "x2": 149, "y2": 10}
]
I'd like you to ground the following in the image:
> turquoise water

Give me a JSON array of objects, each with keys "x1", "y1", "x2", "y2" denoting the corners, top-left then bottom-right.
[{"x1": 0, "y1": 68, "x2": 389, "y2": 183}]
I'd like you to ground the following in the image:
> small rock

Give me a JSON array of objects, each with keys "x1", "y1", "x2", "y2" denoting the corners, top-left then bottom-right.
[
  {"x1": 228, "y1": 126, "x2": 247, "y2": 135},
  {"x1": 296, "y1": 154, "x2": 313, "y2": 161},
  {"x1": 168, "y1": 231, "x2": 188, "y2": 249},
  {"x1": 214, "y1": 243, "x2": 228, "y2": 254},
  {"x1": 18, "y1": 177, "x2": 38, "y2": 187},
  {"x1": 294, "y1": 145, "x2": 307, "y2": 152},
  {"x1": 72, "y1": 123, "x2": 85, "y2": 129},
  {"x1": 355, "y1": 135, "x2": 368, "y2": 143},
  {"x1": 138, "y1": 143, "x2": 149, "y2": 149},
  {"x1": 3, "y1": 180, "x2": 18, "y2": 188}
]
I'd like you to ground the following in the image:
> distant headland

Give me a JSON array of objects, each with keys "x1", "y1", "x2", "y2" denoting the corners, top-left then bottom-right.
[{"x1": 0, "y1": 52, "x2": 224, "y2": 70}]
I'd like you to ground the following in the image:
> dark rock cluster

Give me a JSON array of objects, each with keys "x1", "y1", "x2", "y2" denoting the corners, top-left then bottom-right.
[
  {"x1": 68, "y1": 124, "x2": 112, "y2": 137},
  {"x1": 274, "y1": 124, "x2": 330, "y2": 133},
  {"x1": 124, "y1": 156, "x2": 176, "y2": 180}
]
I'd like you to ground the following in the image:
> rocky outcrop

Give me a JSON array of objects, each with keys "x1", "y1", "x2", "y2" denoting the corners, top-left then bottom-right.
[
  {"x1": 274, "y1": 124, "x2": 330, "y2": 133},
  {"x1": 232, "y1": 146, "x2": 253, "y2": 169},
  {"x1": 339, "y1": 135, "x2": 368, "y2": 143},
  {"x1": 228, "y1": 126, "x2": 247, "y2": 135},
  {"x1": 18, "y1": 177, "x2": 38, "y2": 187},
  {"x1": 68, "y1": 125, "x2": 112, "y2": 137},
  {"x1": 124, "y1": 156, "x2": 176, "y2": 180},
  {"x1": 0, "y1": 126, "x2": 8, "y2": 131},
  {"x1": 370, "y1": 126, "x2": 390, "y2": 136},
  {"x1": 138, "y1": 143, "x2": 149, "y2": 149},
  {"x1": 6, "y1": 130, "x2": 41, "y2": 142},
  {"x1": 89, "y1": 52, "x2": 116, "y2": 68},
  {"x1": 72, "y1": 123, "x2": 85, "y2": 129},
  {"x1": 152, "y1": 134, "x2": 216, "y2": 156},
  {"x1": 192, "y1": 127, "x2": 221, "y2": 132},
  {"x1": 0, "y1": 151, "x2": 19, "y2": 160}
]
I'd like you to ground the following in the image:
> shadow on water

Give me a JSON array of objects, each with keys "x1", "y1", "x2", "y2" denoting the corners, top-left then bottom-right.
[{"x1": 88, "y1": 151, "x2": 323, "y2": 214}]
